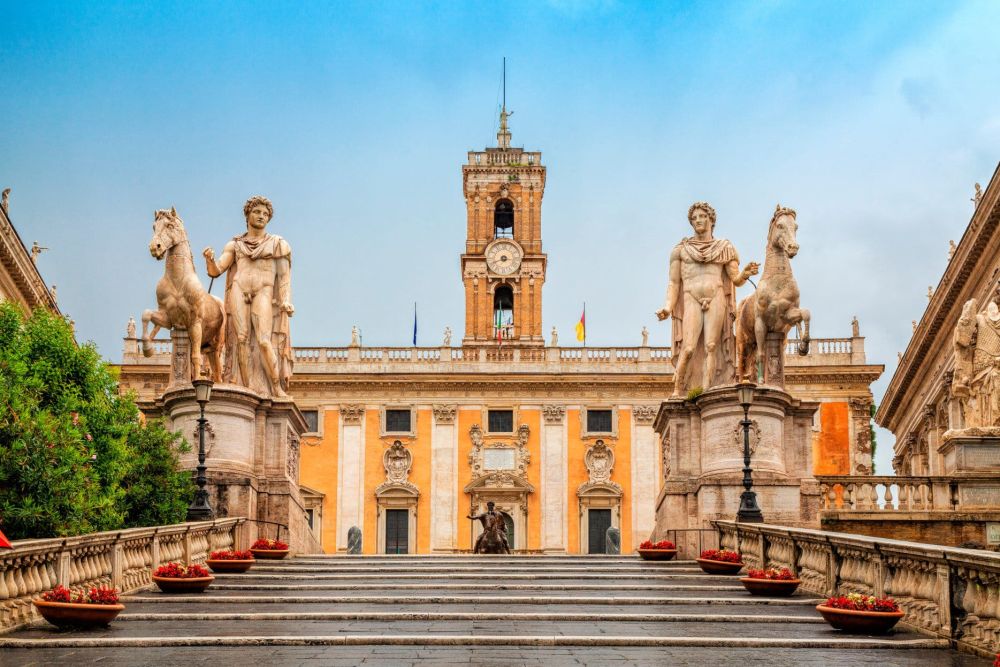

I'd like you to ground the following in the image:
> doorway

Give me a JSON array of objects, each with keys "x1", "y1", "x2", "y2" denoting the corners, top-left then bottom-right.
[
  {"x1": 385, "y1": 509, "x2": 409, "y2": 554},
  {"x1": 587, "y1": 509, "x2": 612, "y2": 554}
]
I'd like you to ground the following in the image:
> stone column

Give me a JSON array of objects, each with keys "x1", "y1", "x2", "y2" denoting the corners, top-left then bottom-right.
[
  {"x1": 430, "y1": 405, "x2": 458, "y2": 552},
  {"x1": 631, "y1": 406, "x2": 658, "y2": 545},
  {"x1": 337, "y1": 405, "x2": 366, "y2": 551},
  {"x1": 540, "y1": 405, "x2": 567, "y2": 553}
]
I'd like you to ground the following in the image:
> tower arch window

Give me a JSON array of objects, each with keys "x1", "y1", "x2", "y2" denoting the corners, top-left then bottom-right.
[
  {"x1": 493, "y1": 284, "x2": 514, "y2": 340},
  {"x1": 494, "y1": 199, "x2": 514, "y2": 239}
]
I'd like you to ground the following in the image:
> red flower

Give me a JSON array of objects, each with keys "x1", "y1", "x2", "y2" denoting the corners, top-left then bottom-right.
[
  {"x1": 700, "y1": 549, "x2": 742, "y2": 563},
  {"x1": 993, "y1": 654, "x2": 999, "y2": 667},
  {"x1": 824, "y1": 593, "x2": 900, "y2": 612},
  {"x1": 251, "y1": 538, "x2": 288, "y2": 550},
  {"x1": 210, "y1": 550, "x2": 254, "y2": 560},
  {"x1": 746, "y1": 567, "x2": 795, "y2": 580},
  {"x1": 40, "y1": 584, "x2": 119, "y2": 605},
  {"x1": 154, "y1": 562, "x2": 211, "y2": 578}
]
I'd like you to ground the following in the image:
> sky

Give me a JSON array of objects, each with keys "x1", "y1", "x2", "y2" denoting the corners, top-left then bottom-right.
[{"x1": 3, "y1": 1, "x2": 1000, "y2": 475}]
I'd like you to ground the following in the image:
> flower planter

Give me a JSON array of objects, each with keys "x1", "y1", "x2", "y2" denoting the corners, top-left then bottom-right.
[
  {"x1": 205, "y1": 558, "x2": 254, "y2": 573},
  {"x1": 815, "y1": 604, "x2": 905, "y2": 634},
  {"x1": 637, "y1": 548, "x2": 678, "y2": 561},
  {"x1": 250, "y1": 548, "x2": 289, "y2": 560},
  {"x1": 151, "y1": 574, "x2": 214, "y2": 593},
  {"x1": 696, "y1": 558, "x2": 744, "y2": 575},
  {"x1": 740, "y1": 577, "x2": 801, "y2": 596},
  {"x1": 33, "y1": 599, "x2": 125, "y2": 627}
]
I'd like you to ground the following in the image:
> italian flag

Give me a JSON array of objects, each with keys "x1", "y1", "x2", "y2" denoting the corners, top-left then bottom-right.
[{"x1": 496, "y1": 308, "x2": 503, "y2": 345}]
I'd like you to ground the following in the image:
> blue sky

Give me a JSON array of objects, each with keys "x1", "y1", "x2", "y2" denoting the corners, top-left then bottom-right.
[{"x1": 3, "y1": 1, "x2": 1000, "y2": 474}]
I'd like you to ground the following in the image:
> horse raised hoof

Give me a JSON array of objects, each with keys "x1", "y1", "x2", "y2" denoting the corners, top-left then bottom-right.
[
  {"x1": 141, "y1": 339, "x2": 154, "y2": 358},
  {"x1": 797, "y1": 338, "x2": 810, "y2": 356}
]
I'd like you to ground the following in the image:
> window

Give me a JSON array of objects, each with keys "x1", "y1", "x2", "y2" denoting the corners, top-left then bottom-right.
[
  {"x1": 488, "y1": 409, "x2": 514, "y2": 433},
  {"x1": 587, "y1": 409, "x2": 613, "y2": 434},
  {"x1": 494, "y1": 199, "x2": 514, "y2": 238},
  {"x1": 302, "y1": 410, "x2": 319, "y2": 433},
  {"x1": 385, "y1": 409, "x2": 412, "y2": 433},
  {"x1": 493, "y1": 285, "x2": 514, "y2": 339}
]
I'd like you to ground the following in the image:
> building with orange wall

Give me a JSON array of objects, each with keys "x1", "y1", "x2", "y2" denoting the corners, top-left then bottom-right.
[{"x1": 117, "y1": 113, "x2": 882, "y2": 554}]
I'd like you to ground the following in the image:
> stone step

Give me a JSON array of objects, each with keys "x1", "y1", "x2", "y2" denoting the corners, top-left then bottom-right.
[
  {"x1": 112, "y1": 611, "x2": 828, "y2": 623},
  {"x1": 206, "y1": 582, "x2": 746, "y2": 592},
  {"x1": 212, "y1": 572, "x2": 735, "y2": 581},
  {"x1": 126, "y1": 594, "x2": 823, "y2": 606},
  {"x1": 247, "y1": 565, "x2": 704, "y2": 574},
  {"x1": 0, "y1": 635, "x2": 951, "y2": 650}
]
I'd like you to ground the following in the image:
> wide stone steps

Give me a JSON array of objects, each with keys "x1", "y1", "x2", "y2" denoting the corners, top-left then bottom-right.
[{"x1": 0, "y1": 555, "x2": 990, "y2": 666}]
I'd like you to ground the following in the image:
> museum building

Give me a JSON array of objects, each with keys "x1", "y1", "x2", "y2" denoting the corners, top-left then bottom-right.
[{"x1": 117, "y1": 115, "x2": 882, "y2": 554}]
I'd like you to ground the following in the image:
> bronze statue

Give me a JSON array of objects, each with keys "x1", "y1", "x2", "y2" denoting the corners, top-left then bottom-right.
[{"x1": 467, "y1": 501, "x2": 511, "y2": 554}]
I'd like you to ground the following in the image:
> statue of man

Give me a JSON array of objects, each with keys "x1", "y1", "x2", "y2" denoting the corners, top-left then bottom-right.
[
  {"x1": 126, "y1": 316, "x2": 136, "y2": 339},
  {"x1": 641, "y1": 326, "x2": 649, "y2": 347},
  {"x1": 203, "y1": 196, "x2": 293, "y2": 397},
  {"x1": 550, "y1": 326, "x2": 558, "y2": 347},
  {"x1": 443, "y1": 326, "x2": 452, "y2": 346},
  {"x1": 467, "y1": 501, "x2": 511, "y2": 554},
  {"x1": 656, "y1": 202, "x2": 758, "y2": 397}
]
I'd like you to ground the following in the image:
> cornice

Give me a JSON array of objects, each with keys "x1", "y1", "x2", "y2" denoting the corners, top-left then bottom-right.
[
  {"x1": 878, "y1": 162, "x2": 1000, "y2": 430},
  {"x1": 0, "y1": 205, "x2": 59, "y2": 313}
]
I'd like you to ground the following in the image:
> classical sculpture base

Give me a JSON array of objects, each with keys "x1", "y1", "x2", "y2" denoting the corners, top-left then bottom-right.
[
  {"x1": 157, "y1": 384, "x2": 317, "y2": 554},
  {"x1": 939, "y1": 433, "x2": 1000, "y2": 474},
  {"x1": 651, "y1": 385, "x2": 820, "y2": 550}
]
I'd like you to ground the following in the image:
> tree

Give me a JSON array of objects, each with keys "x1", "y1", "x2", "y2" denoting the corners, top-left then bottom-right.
[{"x1": 0, "y1": 302, "x2": 193, "y2": 539}]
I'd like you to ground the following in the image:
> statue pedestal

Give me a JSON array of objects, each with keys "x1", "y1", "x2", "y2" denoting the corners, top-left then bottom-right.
[
  {"x1": 159, "y1": 384, "x2": 315, "y2": 553},
  {"x1": 939, "y1": 432, "x2": 1000, "y2": 474},
  {"x1": 651, "y1": 385, "x2": 820, "y2": 549}
]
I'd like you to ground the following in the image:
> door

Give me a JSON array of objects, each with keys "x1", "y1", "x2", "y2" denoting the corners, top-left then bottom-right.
[
  {"x1": 502, "y1": 512, "x2": 515, "y2": 550},
  {"x1": 587, "y1": 509, "x2": 612, "y2": 554},
  {"x1": 385, "y1": 509, "x2": 409, "y2": 554}
]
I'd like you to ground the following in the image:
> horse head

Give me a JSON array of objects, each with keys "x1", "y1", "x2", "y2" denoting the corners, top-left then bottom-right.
[
  {"x1": 768, "y1": 205, "x2": 799, "y2": 258},
  {"x1": 149, "y1": 207, "x2": 186, "y2": 260}
]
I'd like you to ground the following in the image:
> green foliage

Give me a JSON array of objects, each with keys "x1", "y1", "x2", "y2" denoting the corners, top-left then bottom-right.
[
  {"x1": 686, "y1": 386, "x2": 704, "y2": 401},
  {"x1": 0, "y1": 303, "x2": 194, "y2": 539}
]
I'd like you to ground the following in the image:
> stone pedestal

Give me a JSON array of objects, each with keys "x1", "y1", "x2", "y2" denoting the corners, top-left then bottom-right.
[
  {"x1": 939, "y1": 433, "x2": 1000, "y2": 474},
  {"x1": 159, "y1": 384, "x2": 315, "y2": 553},
  {"x1": 651, "y1": 385, "x2": 820, "y2": 548}
]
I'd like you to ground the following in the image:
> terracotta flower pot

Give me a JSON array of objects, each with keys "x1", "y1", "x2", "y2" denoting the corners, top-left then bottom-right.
[
  {"x1": 740, "y1": 577, "x2": 801, "y2": 596},
  {"x1": 696, "y1": 557, "x2": 744, "y2": 575},
  {"x1": 637, "y1": 548, "x2": 678, "y2": 561},
  {"x1": 33, "y1": 599, "x2": 125, "y2": 627},
  {"x1": 250, "y1": 548, "x2": 289, "y2": 560},
  {"x1": 815, "y1": 604, "x2": 905, "y2": 634},
  {"x1": 151, "y1": 575, "x2": 214, "y2": 593},
  {"x1": 205, "y1": 558, "x2": 254, "y2": 573}
]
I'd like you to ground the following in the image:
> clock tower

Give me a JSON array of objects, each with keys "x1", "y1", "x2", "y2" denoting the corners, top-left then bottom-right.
[{"x1": 461, "y1": 107, "x2": 546, "y2": 347}]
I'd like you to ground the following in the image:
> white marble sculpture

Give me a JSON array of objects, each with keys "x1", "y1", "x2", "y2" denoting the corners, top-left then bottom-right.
[
  {"x1": 126, "y1": 316, "x2": 136, "y2": 339},
  {"x1": 550, "y1": 326, "x2": 558, "y2": 347},
  {"x1": 656, "y1": 202, "x2": 758, "y2": 397},
  {"x1": 203, "y1": 196, "x2": 293, "y2": 397},
  {"x1": 350, "y1": 325, "x2": 360, "y2": 347},
  {"x1": 735, "y1": 205, "x2": 810, "y2": 384},
  {"x1": 641, "y1": 326, "x2": 649, "y2": 347},
  {"x1": 952, "y1": 297, "x2": 1000, "y2": 430},
  {"x1": 443, "y1": 326, "x2": 452, "y2": 346},
  {"x1": 143, "y1": 207, "x2": 225, "y2": 381}
]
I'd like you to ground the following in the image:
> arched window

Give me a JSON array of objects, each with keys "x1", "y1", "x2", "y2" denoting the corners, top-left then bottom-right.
[
  {"x1": 494, "y1": 199, "x2": 514, "y2": 239},
  {"x1": 493, "y1": 285, "x2": 514, "y2": 340}
]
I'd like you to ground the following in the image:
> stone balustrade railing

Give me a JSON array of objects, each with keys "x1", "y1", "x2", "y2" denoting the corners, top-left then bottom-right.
[
  {"x1": 817, "y1": 475, "x2": 1000, "y2": 512},
  {"x1": 715, "y1": 520, "x2": 1000, "y2": 657},
  {"x1": 123, "y1": 336, "x2": 864, "y2": 372},
  {"x1": 0, "y1": 518, "x2": 245, "y2": 632}
]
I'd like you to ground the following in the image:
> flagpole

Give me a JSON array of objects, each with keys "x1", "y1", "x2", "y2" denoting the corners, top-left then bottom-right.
[{"x1": 583, "y1": 302, "x2": 587, "y2": 348}]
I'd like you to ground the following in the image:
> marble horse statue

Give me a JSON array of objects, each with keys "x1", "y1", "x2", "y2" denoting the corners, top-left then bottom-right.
[
  {"x1": 467, "y1": 501, "x2": 511, "y2": 554},
  {"x1": 143, "y1": 207, "x2": 225, "y2": 382},
  {"x1": 735, "y1": 205, "x2": 810, "y2": 382}
]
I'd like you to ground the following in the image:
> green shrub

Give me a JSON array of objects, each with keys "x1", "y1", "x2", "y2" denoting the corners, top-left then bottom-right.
[{"x1": 0, "y1": 303, "x2": 193, "y2": 539}]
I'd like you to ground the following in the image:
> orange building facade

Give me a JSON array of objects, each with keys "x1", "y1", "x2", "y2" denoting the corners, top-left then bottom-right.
[{"x1": 118, "y1": 116, "x2": 882, "y2": 554}]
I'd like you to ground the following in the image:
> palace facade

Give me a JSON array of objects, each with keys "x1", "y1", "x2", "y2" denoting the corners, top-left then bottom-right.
[{"x1": 118, "y1": 117, "x2": 882, "y2": 554}]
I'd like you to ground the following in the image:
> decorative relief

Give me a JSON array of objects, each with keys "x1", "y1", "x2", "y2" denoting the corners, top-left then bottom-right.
[
  {"x1": 468, "y1": 423, "x2": 531, "y2": 480},
  {"x1": 732, "y1": 419, "x2": 762, "y2": 456},
  {"x1": 340, "y1": 404, "x2": 365, "y2": 424},
  {"x1": 432, "y1": 404, "x2": 456, "y2": 424},
  {"x1": 542, "y1": 405, "x2": 565, "y2": 424},
  {"x1": 376, "y1": 440, "x2": 417, "y2": 495},
  {"x1": 585, "y1": 440, "x2": 615, "y2": 485},
  {"x1": 661, "y1": 431, "x2": 671, "y2": 480},
  {"x1": 849, "y1": 397, "x2": 874, "y2": 474},
  {"x1": 287, "y1": 433, "x2": 300, "y2": 480},
  {"x1": 191, "y1": 422, "x2": 216, "y2": 457},
  {"x1": 950, "y1": 297, "x2": 1000, "y2": 434},
  {"x1": 632, "y1": 405, "x2": 657, "y2": 424}
]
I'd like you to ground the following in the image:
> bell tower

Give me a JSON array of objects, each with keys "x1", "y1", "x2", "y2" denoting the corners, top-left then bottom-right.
[{"x1": 461, "y1": 106, "x2": 547, "y2": 347}]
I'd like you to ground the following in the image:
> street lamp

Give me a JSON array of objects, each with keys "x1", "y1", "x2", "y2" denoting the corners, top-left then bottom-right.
[
  {"x1": 186, "y1": 379, "x2": 214, "y2": 521},
  {"x1": 736, "y1": 382, "x2": 764, "y2": 523}
]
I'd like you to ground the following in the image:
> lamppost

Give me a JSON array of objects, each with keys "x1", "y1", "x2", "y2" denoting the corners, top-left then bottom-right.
[
  {"x1": 186, "y1": 379, "x2": 214, "y2": 521},
  {"x1": 736, "y1": 382, "x2": 764, "y2": 523}
]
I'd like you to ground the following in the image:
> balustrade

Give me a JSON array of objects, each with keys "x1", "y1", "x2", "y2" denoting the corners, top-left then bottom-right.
[
  {"x1": 814, "y1": 475, "x2": 992, "y2": 512},
  {"x1": 714, "y1": 521, "x2": 1000, "y2": 657},
  {"x1": 0, "y1": 518, "x2": 244, "y2": 632}
]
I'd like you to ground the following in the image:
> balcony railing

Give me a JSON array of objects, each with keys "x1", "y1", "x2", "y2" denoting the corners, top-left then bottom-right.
[{"x1": 817, "y1": 474, "x2": 1000, "y2": 512}]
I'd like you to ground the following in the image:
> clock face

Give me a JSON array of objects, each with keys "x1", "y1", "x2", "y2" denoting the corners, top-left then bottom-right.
[{"x1": 486, "y1": 240, "x2": 523, "y2": 275}]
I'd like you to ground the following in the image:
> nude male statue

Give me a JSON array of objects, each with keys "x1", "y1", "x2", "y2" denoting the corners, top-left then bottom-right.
[
  {"x1": 203, "y1": 196, "x2": 294, "y2": 397},
  {"x1": 656, "y1": 202, "x2": 758, "y2": 397}
]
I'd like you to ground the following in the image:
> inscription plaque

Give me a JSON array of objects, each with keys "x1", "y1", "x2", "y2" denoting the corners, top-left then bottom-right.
[
  {"x1": 484, "y1": 448, "x2": 516, "y2": 470},
  {"x1": 959, "y1": 486, "x2": 1000, "y2": 507},
  {"x1": 987, "y1": 523, "x2": 1000, "y2": 545}
]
